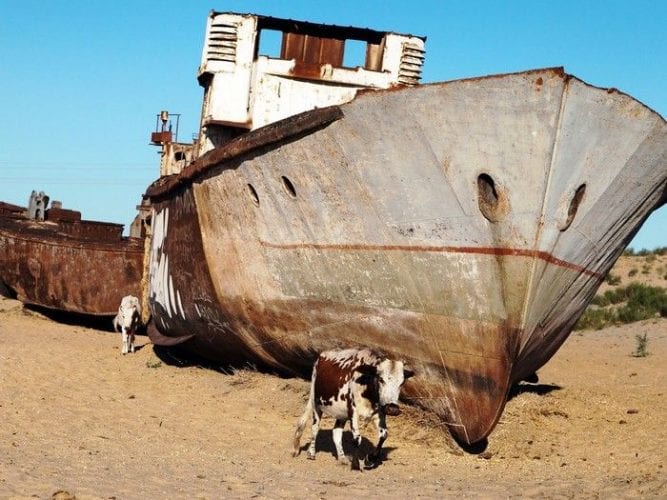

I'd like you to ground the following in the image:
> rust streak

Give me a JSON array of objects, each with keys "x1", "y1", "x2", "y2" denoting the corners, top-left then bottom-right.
[{"x1": 259, "y1": 240, "x2": 602, "y2": 278}]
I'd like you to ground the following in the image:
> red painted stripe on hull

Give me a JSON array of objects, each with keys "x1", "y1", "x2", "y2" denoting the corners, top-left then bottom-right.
[{"x1": 259, "y1": 240, "x2": 602, "y2": 278}]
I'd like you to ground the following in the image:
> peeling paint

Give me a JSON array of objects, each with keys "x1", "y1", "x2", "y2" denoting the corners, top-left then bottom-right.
[{"x1": 149, "y1": 207, "x2": 186, "y2": 321}]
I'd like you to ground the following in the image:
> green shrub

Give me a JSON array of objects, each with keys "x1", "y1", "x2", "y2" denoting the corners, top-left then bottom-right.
[
  {"x1": 633, "y1": 333, "x2": 649, "y2": 357},
  {"x1": 628, "y1": 269, "x2": 638, "y2": 277},
  {"x1": 576, "y1": 284, "x2": 667, "y2": 330},
  {"x1": 615, "y1": 283, "x2": 667, "y2": 323},
  {"x1": 575, "y1": 308, "x2": 616, "y2": 330},
  {"x1": 605, "y1": 273, "x2": 622, "y2": 286},
  {"x1": 617, "y1": 304, "x2": 649, "y2": 323},
  {"x1": 591, "y1": 295, "x2": 609, "y2": 307},
  {"x1": 626, "y1": 283, "x2": 667, "y2": 310},
  {"x1": 595, "y1": 287, "x2": 630, "y2": 306},
  {"x1": 591, "y1": 288, "x2": 626, "y2": 306}
]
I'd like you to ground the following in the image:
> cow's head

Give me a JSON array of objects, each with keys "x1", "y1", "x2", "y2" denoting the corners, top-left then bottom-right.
[
  {"x1": 355, "y1": 360, "x2": 414, "y2": 416},
  {"x1": 120, "y1": 295, "x2": 141, "y2": 314}
]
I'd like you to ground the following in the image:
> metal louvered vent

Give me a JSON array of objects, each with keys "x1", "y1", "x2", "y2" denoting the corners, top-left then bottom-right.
[
  {"x1": 398, "y1": 43, "x2": 425, "y2": 85},
  {"x1": 207, "y1": 20, "x2": 238, "y2": 63}
]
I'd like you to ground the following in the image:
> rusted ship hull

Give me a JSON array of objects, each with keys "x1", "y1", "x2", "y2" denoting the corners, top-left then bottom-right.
[
  {"x1": 145, "y1": 68, "x2": 667, "y2": 444},
  {"x1": 0, "y1": 210, "x2": 145, "y2": 316}
]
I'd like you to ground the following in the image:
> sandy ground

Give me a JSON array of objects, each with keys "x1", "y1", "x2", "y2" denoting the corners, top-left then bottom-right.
[
  {"x1": 1, "y1": 296, "x2": 664, "y2": 500},
  {"x1": 2, "y1": 251, "x2": 667, "y2": 499}
]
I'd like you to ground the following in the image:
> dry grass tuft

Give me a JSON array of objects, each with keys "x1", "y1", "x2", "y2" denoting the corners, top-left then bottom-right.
[
  {"x1": 395, "y1": 404, "x2": 461, "y2": 452},
  {"x1": 537, "y1": 408, "x2": 569, "y2": 419},
  {"x1": 228, "y1": 368, "x2": 260, "y2": 387}
]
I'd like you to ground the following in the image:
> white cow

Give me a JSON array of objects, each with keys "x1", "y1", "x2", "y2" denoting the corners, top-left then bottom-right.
[
  {"x1": 112, "y1": 295, "x2": 142, "y2": 354},
  {"x1": 293, "y1": 348, "x2": 414, "y2": 470}
]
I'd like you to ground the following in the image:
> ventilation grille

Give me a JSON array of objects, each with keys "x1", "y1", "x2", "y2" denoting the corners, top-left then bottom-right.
[
  {"x1": 206, "y1": 20, "x2": 238, "y2": 63},
  {"x1": 398, "y1": 43, "x2": 425, "y2": 85}
]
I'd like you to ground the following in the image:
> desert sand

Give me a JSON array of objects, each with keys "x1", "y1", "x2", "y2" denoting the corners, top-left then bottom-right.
[{"x1": 1, "y1": 255, "x2": 665, "y2": 499}]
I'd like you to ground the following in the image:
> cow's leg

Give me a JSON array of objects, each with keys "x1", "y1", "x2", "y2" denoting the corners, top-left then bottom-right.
[
  {"x1": 367, "y1": 412, "x2": 388, "y2": 467},
  {"x1": 350, "y1": 411, "x2": 363, "y2": 471},
  {"x1": 121, "y1": 327, "x2": 129, "y2": 355},
  {"x1": 332, "y1": 419, "x2": 349, "y2": 465},
  {"x1": 306, "y1": 408, "x2": 322, "y2": 460},
  {"x1": 129, "y1": 314, "x2": 139, "y2": 352}
]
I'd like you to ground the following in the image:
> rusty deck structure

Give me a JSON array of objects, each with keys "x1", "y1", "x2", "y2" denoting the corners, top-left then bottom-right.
[
  {"x1": 144, "y1": 12, "x2": 667, "y2": 445},
  {"x1": 0, "y1": 197, "x2": 145, "y2": 316}
]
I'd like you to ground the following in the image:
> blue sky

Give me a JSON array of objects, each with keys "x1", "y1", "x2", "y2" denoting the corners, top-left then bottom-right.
[{"x1": 1, "y1": 0, "x2": 665, "y2": 249}]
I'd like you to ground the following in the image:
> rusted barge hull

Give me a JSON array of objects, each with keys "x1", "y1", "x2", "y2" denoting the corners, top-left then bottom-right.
[
  {"x1": 145, "y1": 68, "x2": 666, "y2": 444},
  {"x1": 0, "y1": 209, "x2": 144, "y2": 316}
]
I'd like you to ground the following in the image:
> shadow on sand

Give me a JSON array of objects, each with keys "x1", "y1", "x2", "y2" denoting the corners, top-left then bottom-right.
[
  {"x1": 24, "y1": 304, "x2": 118, "y2": 332},
  {"x1": 507, "y1": 381, "x2": 562, "y2": 401},
  {"x1": 293, "y1": 429, "x2": 398, "y2": 469},
  {"x1": 151, "y1": 343, "x2": 290, "y2": 380}
]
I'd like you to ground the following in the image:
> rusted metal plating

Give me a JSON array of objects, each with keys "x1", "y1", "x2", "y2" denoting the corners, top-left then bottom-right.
[{"x1": 0, "y1": 204, "x2": 145, "y2": 316}]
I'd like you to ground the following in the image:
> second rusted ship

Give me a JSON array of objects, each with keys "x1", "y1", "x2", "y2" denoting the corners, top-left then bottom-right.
[{"x1": 0, "y1": 193, "x2": 146, "y2": 316}]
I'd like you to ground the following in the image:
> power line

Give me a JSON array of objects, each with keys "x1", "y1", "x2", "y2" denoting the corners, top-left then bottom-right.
[
  {"x1": 0, "y1": 160, "x2": 158, "y2": 166},
  {"x1": 0, "y1": 163, "x2": 156, "y2": 171},
  {"x1": 0, "y1": 178, "x2": 152, "y2": 186}
]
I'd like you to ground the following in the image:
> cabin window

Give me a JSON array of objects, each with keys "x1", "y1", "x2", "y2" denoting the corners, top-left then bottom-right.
[
  {"x1": 343, "y1": 39, "x2": 367, "y2": 68},
  {"x1": 560, "y1": 184, "x2": 586, "y2": 231},
  {"x1": 281, "y1": 176, "x2": 297, "y2": 198},
  {"x1": 278, "y1": 33, "x2": 343, "y2": 66},
  {"x1": 257, "y1": 29, "x2": 282, "y2": 58},
  {"x1": 247, "y1": 184, "x2": 260, "y2": 206},
  {"x1": 477, "y1": 173, "x2": 508, "y2": 222}
]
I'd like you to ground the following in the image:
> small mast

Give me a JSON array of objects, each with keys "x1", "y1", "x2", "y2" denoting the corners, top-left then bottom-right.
[{"x1": 149, "y1": 110, "x2": 195, "y2": 177}]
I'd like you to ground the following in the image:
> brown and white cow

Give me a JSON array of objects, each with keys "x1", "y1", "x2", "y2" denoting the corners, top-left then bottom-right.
[{"x1": 292, "y1": 348, "x2": 414, "y2": 470}]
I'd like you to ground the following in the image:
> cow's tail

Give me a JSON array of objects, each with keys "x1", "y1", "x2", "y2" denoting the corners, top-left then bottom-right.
[{"x1": 292, "y1": 371, "x2": 316, "y2": 457}]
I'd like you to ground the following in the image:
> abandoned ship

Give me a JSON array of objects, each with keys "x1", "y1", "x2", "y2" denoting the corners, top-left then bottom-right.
[
  {"x1": 0, "y1": 192, "x2": 146, "y2": 316},
  {"x1": 143, "y1": 11, "x2": 667, "y2": 444}
]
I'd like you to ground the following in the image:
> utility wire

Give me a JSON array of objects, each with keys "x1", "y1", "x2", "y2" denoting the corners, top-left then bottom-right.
[{"x1": 0, "y1": 178, "x2": 151, "y2": 186}]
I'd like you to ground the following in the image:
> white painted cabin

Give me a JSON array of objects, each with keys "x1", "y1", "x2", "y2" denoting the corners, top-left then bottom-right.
[
  {"x1": 152, "y1": 12, "x2": 425, "y2": 175},
  {"x1": 196, "y1": 12, "x2": 426, "y2": 156}
]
